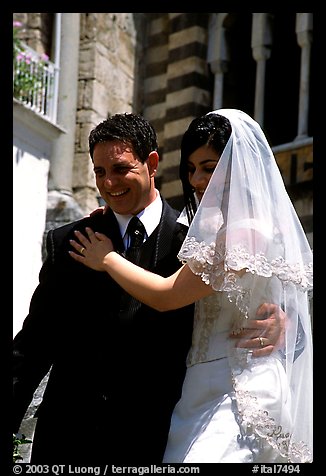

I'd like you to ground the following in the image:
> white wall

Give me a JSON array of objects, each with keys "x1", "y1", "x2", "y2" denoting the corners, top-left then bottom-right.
[
  {"x1": 13, "y1": 133, "x2": 50, "y2": 337},
  {"x1": 13, "y1": 102, "x2": 63, "y2": 337}
]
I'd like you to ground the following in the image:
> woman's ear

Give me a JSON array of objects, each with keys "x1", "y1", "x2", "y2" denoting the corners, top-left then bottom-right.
[{"x1": 147, "y1": 151, "x2": 159, "y2": 177}]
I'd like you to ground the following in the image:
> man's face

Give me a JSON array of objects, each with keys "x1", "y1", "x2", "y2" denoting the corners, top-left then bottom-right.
[{"x1": 93, "y1": 140, "x2": 158, "y2": 215}]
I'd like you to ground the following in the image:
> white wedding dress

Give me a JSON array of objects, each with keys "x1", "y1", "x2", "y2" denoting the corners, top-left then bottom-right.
[{"x1": 163, "y1": 290, "x2": 292, "y2": 463}]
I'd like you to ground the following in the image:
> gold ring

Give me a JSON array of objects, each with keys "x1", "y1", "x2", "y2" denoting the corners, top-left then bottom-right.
[
  {"x1": 259, "y1": 337, "x2": 264, "y2": 348},
  {"x1": 80, "y1": 247, "x2": 85, "y2": 254}
]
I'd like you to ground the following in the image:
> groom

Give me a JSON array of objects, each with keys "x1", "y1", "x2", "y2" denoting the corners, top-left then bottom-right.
[{"x1": 13, "y1": 113, "x2": 283, "y2": 463}]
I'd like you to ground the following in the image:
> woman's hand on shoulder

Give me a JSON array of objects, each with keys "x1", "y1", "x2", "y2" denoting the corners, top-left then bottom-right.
[{"x1": 69, "y1": 227, "x2": 114, "y2": 271}]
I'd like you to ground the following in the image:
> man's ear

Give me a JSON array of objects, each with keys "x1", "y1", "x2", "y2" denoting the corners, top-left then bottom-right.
[{"x1": 147, "y1": 151, "x2": 159, "y2": 177}]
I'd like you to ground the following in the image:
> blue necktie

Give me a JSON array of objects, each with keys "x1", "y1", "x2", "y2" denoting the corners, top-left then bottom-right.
[
  {"x1": 126, "y1": 216, "x2": 145, "y2": 264},
  {"x1": 120, "y1": 217, "x2": 145, "y2": 322}
]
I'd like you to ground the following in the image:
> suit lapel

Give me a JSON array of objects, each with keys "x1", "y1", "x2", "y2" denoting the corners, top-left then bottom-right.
[
  {"x1": 88, "y1": 209, "x2": 125, "y2": 254},
  {"x1": 151, "y1": 199, "x2": 182, "y2": 266},
  {"x1": 87, "y1": 200, "x2": 183, "y2": 270}
]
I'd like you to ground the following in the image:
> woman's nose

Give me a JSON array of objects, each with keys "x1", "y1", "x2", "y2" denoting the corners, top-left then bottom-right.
[{"x1": 190, "y1": 170, "x2": 206, "y2": 189}]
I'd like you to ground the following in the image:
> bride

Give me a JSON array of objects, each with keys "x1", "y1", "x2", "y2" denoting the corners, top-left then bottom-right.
[{"x1": 70, "y1": 109, "x2": 313, "y2": 463}]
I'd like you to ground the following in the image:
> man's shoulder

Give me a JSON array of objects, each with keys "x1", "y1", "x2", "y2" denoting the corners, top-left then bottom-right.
[
  {"x1": 47, "y1": 213, "x2": 106, "y2": 247},
  {"x1": 161, "y1": 199, "x2": 189, "y2": 236},
  {"x1": 161, "y1": 196, "x2": 182, "y2": 221},
  {"x1": 159, "y1": 198, "x2": 188, "y2": 245},
  {"x1": 49, "y1": 217, "x2": 86, "y2": 239}
]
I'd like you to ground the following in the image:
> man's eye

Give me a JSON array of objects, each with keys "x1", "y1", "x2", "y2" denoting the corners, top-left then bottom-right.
[
  {"x1": 94, "y1": 170, "x2": 104, "y2": 176},
  {"x1": 116, "y1": 166, "x2": 131, "y2": 174}
]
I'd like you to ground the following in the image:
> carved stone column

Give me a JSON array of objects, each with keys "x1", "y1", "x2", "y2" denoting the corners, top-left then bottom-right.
[{"x1": 296, "y1": 13, "x2": 313, "y2": 139}]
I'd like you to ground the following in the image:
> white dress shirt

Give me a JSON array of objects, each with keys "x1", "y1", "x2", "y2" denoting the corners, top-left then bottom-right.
[{"x1": 113, "y1": 189, "x2": 163, "y2": 250}]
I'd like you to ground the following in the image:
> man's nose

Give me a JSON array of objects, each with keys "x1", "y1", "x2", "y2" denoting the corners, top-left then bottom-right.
[{"x1": 103, "y1": 174, "x2": 116, "y2": 187}]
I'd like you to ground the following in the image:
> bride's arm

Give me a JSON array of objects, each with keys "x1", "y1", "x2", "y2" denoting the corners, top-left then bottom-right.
[
  {"x1": 69, "y1": 227, "x2": 214, "y2": 311},
  {"x1": 70, "y1": 228, "x2": 284, "y2": 356},
  {"x1": 102, "y1": 253, "x2": 213, "y2": 311}
]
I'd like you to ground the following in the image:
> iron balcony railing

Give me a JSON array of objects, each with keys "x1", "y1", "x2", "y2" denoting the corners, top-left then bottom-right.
[{"x1": 13, "y1": 43, "x2": 59, "y2": 123}]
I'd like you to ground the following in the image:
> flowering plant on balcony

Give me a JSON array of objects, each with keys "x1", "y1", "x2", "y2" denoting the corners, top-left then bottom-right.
[
  {"x1": 13, "y1": 432, "x2": 32, "y2": 463},
  {"x1": 13, "y1": 21, "x2": 49, "y2": 103},
  {"x1": 13, "y1": 21, "x2": 22, "y2": 59}
]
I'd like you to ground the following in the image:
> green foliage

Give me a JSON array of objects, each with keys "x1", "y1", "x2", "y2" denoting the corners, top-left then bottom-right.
[
  {"x1": 13, "y1": 21, "x2": 22, "y2": 60},
  {"x1": 13, "y1": 21, "x2": 50, "y2": 102},
  {"x1": 13, "y1": 433, "x2": 32, "y2": 463}
]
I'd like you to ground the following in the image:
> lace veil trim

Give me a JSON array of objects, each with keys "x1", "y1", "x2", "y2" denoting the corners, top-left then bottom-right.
[
  {"x1": 233, "y1": 377, "x2": 313, "y2": 463},
  {"x1": 178, "y1": 237, "x2": 313, "y2": 317}
]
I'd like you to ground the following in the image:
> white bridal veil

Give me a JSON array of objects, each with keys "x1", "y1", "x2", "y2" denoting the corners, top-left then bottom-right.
[{"x1": 178, "y1": 109, "x2": 313, "y2": 462}]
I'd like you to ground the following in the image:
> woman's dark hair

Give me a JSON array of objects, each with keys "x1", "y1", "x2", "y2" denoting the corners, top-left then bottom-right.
[
  {"x1": 179, "y1": 113, "x2": 232, "y2": 223},
  {"x1": 89, "y1": 113, "x2": 158, "y2": 163}
]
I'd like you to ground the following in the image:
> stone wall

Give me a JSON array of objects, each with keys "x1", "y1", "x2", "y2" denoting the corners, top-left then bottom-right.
[
  {"x1": 143, "y1": 13, "x2": 212, "y2": 209},
  {"x1": 73, "y1": 13, "x2": 147, "y2": 212}
]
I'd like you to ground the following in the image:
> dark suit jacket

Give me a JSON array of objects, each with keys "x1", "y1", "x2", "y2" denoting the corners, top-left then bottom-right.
[{"x1": 13, "y1": 198, "x2": 194, "y2": 463}]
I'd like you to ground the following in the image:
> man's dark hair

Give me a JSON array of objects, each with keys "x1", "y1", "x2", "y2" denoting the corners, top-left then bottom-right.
[
  {"x1": 89, "y1": 113, "x2": 158, "y2": 163},
  {"x1": 179, "y1": 113, "x2": 232, "y2": 223}
]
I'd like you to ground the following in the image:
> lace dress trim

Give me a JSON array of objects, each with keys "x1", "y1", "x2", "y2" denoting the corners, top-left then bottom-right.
[{"x1": 186, "y1": 295, "x2": 221, "y2": 367}]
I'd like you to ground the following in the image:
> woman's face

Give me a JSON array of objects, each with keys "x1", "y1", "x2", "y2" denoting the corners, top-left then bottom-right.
[{"x1": 187, "y1": 145, "x2": 219, "y2": 202}]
